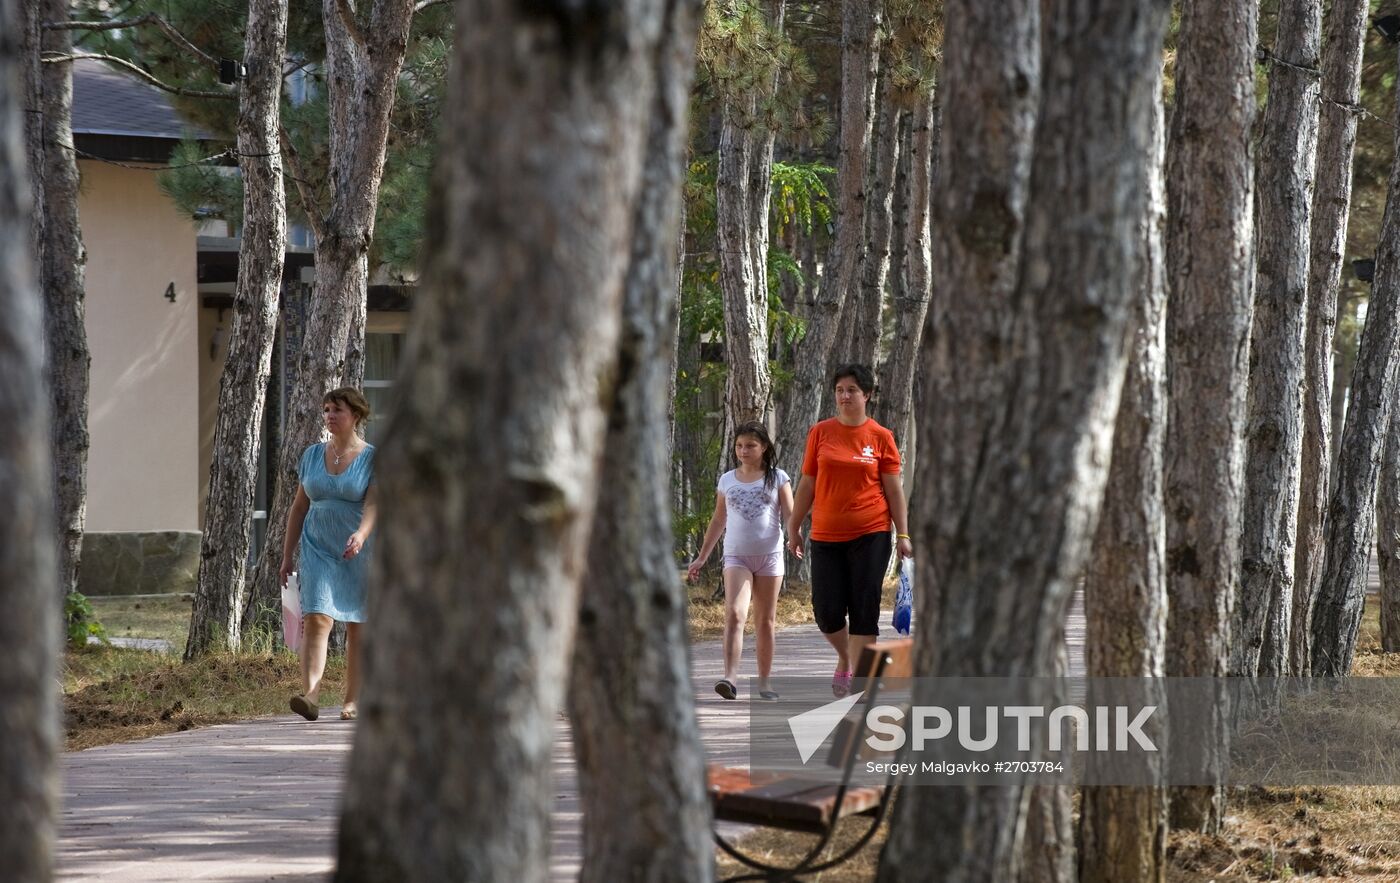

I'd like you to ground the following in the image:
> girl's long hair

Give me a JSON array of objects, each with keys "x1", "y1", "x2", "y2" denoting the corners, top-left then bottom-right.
[{"x1": 734, "y1": 421, "x2": 779, "y2": 491}]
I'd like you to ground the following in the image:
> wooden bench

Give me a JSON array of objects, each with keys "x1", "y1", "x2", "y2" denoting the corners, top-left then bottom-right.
[{"x1": 709, "y1": 638, "x2": 914, "y2": 880}]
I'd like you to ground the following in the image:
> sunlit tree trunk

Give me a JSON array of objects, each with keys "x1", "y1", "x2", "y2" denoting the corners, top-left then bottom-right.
[
  {"x1": 244, "y1": 0, "x2": 415, "y2": 637},
  {"x1": 40, "y1": 0, "x2": 90, "y2": 602},
  {"x1": 845, "y1": 64, "x2": 901, "y2": 369},
  {"x1": 1310, "y1": 42, "x2": 1400, "y2": 678},
  {"x1": 1293, "y1": 0, "x2": 1369, "y2": 675},
  {"x1": 185, "y1": 0, "x2": 290, "y2": 657},
  {"x1": 1235, "y1": 0, "x2": 1321, "y2": 679},
  {"x1": 334, "y1": 2, "x2": 681, "y2": 879},
  {"x1": 1163, "y1": 0, "x2": 1257, "y2": 832},
  {"x1": 1378, "y1": 387, "x2": 1400, "y2": 651},
  {"x1": 773, "y1": 0, "x2": 879, "y2": 473},
  {"x1": 716, "y1": 0, "x2": 784, "y2": 448},
  {"x1": 876, "y1": 89, "x2": 935, "y2": 454}
]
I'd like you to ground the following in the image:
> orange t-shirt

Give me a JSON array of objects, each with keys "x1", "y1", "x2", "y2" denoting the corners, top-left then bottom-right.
[{"x1": 802, "y1": 417, "x2": 902, "y2": 542}]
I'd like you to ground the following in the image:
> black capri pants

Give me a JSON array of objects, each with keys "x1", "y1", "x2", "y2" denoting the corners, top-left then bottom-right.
[{"x1": 809, "y1": 530, "x2": 891, "y2": 636}]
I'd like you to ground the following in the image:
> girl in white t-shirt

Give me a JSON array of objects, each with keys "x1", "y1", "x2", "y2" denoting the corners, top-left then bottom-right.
[{"x1": 687, "y1": 421, "x2": 794, "y2": 701}]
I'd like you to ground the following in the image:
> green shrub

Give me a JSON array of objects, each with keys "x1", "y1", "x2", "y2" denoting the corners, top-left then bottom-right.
[{"x1": 65, "y1": 591, "x2": 108, "y2": 648}]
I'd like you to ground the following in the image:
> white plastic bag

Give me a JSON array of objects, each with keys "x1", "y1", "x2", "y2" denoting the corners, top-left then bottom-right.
[
  {"x1": 893, "y1": 557, "x2": 914, "y2": 636},
  {"x1": 282, "y1": 572, "x2": 303, "y2": 652}
]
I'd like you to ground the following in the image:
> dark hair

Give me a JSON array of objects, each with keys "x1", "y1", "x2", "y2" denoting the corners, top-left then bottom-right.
[
  {"x1": 323, "y1": 387, "x2": 372, "y2": 427},
  {"x1": 733, "y1": 421, "x2": 779, "y2": 490},
  {"x1": 832, "y1": 363, "x2": 876, "y2": 396}
]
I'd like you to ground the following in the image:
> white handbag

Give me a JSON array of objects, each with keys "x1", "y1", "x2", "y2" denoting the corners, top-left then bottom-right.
[{"x1": 281, "y1": 572, "x2": 303, "y2": 652}]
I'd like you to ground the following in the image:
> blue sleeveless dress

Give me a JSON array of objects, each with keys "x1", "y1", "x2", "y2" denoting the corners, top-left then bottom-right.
[{"x1": 298, "y1": 442, "x2": 375, "y2": 622}]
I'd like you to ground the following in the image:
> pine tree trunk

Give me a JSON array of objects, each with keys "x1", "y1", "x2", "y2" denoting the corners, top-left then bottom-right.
[
  {"x1": 716, "y1": 0, "x2": 783, "y2": 441},
  {"x1": 1293, "y1": 0, "x2": 1368, "y2": 676},
  {"x1": 876, "y1": 89, "x2": 935, "y2": 453},
  {"x1": 41, "y1": 0, "x2": 90, "y2": 601},
  {"x1": 0, "y1": 4, "x2": 60, "y2": 870},
  {"x1": 1163, "y1": 0, "x2": 1257, "y2": 833},
  {"x1": 569, "y1": 8, "x2": 709, "y2": 878},
  {"x1": 21, "y1": 0, "x2": 42, "y2": 272},
  {"x1": 846, "y1": 68, "x2": 901, "y2": 370},
  {"x1": 334, "y1": 3, "x2": 680, "y2": 879},
  {"x1": 1310, "y1": 46, "x2": 1400, "y2": 677},
  {"x1": 1079, "y1": 59, "x2": 1169, "y2": 883},
  {"x1": 1235, "y1": 0, "x2": 1321, "y2": 679},
  {"x1": 1330, "y1": 298, "x2": 1357, "y2": 484},
  {"x1": 244, "y1": 0, "x2": 414, "y2": 637},
  {"x1": 773, "y1": 0, "x2": 879, "y2": 475},
  {"x1": 881, "y1": 1, "x2": 1169, "y2": 879},
  {"x1": 185, "y1": 0, "x2": 290, "y2": 658},
  {"x1": 1379, "y1": 385, "x2": 1400, "y2": 651}
]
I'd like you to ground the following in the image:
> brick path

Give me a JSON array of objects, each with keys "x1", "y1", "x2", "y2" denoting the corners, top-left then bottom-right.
[{"x1": 58, "y1": 602, "x2": 1087, "y2": 882}]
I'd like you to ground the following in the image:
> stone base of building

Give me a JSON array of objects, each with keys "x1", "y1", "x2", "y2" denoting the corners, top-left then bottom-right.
[{"x1": 79, "y1": 531, "x2": 200, "y2": 596}]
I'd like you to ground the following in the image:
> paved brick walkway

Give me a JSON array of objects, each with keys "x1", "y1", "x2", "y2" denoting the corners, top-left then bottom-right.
[{"x1": 58, "y1": 601, "x2": 1086, "y2": 881}]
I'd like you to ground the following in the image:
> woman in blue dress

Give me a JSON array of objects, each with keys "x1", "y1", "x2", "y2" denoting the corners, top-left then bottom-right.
[{"x1": 279, "y1": 387, "x2": 378, "y2": 721}]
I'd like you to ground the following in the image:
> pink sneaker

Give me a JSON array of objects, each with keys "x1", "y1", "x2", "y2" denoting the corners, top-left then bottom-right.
[{"x1": 832, "y1": 669, "x2": 853, "y2": 698}]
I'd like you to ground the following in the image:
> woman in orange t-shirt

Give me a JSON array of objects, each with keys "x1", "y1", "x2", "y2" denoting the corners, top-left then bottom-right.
[{"x1": 787, "y1": 363, "x2": 912, "y2": 697}]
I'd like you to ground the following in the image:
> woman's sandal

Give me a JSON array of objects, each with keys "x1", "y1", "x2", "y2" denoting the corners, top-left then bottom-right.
[
  {"x1": 340, "y1": 706, "x2": 357, "y2": 721},
  {"x1": 714, "y1": 679, "x2": 738, "y2": 701},
  {"x1": 758, "y1": 689, "x2": 780, "y2": 701},
  {"x1": 289, "y1": 695, "x2": 319, "y2": 721},
  {"x1": 831, "y1": 669, "x2": 853, "y2": 698}
]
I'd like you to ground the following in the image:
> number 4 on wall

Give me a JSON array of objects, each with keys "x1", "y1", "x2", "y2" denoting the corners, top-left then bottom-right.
[{"x1": 164, "y1": 282, "x2": 177, "y2": 303}]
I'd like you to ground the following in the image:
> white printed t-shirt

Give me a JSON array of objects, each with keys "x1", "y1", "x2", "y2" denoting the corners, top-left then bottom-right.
[{"x1": 719, "y1": 468, "x2": 790, "y2": 556}]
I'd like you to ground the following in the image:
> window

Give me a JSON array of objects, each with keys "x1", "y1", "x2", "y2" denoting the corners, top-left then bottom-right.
[{"x1": 363, "y1": 333, "x2": 402, "y2": 446}]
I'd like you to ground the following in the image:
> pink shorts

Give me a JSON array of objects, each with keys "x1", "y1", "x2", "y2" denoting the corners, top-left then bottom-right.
[{"x1": 723, "y1": 552, "x2": 785, "y2": 577}]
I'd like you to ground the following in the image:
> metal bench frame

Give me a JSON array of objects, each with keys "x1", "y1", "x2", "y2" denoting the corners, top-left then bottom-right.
[{"x1": 713, "y1": 641, "x2": 913, "y2": 881}]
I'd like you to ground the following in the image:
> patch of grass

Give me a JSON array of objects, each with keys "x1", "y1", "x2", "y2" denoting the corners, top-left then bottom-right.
[
  {"x1": 88, "y1": 594, "x2": 195, "y2": 649},
  {"x1": 716, "y1": 813, "x2": 889, "y2": 881},
  {"x1": 63, "y1": 644, "x2": 345, "y2": 751}
]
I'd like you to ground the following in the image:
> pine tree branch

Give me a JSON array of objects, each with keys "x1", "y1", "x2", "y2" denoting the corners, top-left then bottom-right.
[
  {"x1": 45, "y1": 13, "x2": 220, "y2": 71},
  {"x1": 334, "y1": 0, "x2": 369, "y2": 49},
  {"x1": 280, "y1": 126, "x2": 326, "y2": 242},
  {"x1": 413, "y1": 0, "x2": 454, "y2": 13},
  {"x1": 40, "y1": 52, "x2": 236, "y2": 100}
]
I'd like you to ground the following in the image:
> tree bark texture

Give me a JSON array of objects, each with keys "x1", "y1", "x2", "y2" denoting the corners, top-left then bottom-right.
[
  {"x1": 845, "y1": 64, "x2": 902, "y2": 370},
  {"x1": 875, "y1": 89, "x2": 934, "y2": 454},
  {"x1": 0, "y1": 3, "x2": 60, "y2": 871},
  {"x1": 244, "y1": 0, "x2": 414, "y2": 636},
  {"x1": 334, "y1": 3, "x2": 674, "y2": 880},
  {"x1": 773, "y1": 0, "x2": 878, "y2": 473},
  {"x1": 1078, "y1": 58, "x2": 1169, "y2": 883},
  {"x1": 1379, "y1": 384, "x2": 1400, "y2": 651},
  {"x1": 40, "y1": 0, "x2": 91, "y2": 602},
  {"x1": 21, "y1": 0, "x2": 42, "y2": 273},
  {"x1": 185, "y1": 0, "x2": 290, "y2": 658},
  {"x1": 1234, "y1": 0, "x2": 1321, "y2": 679},
  {"x1": 568, "y1": 8, "x2": 710, "y2": 879},
  {"x1": 716, "y1": 0, "x2": 783, "y2": 443},
  {"x1": 1329, "y1": 297, "x2": 1357, "y2": 484},
  {"x1": 881, "y1": 1, "x2": 1169, "y2": 879},
  {"x1": 1293, "y1": 0, "x2": 1368, "y2": 675},
  {"x1": 1310, "y1": 45, "x2": 1400, "y2": 678},
  {"x1": 1163, "y1": 0, "x2": 1257, "y2": 832}
]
